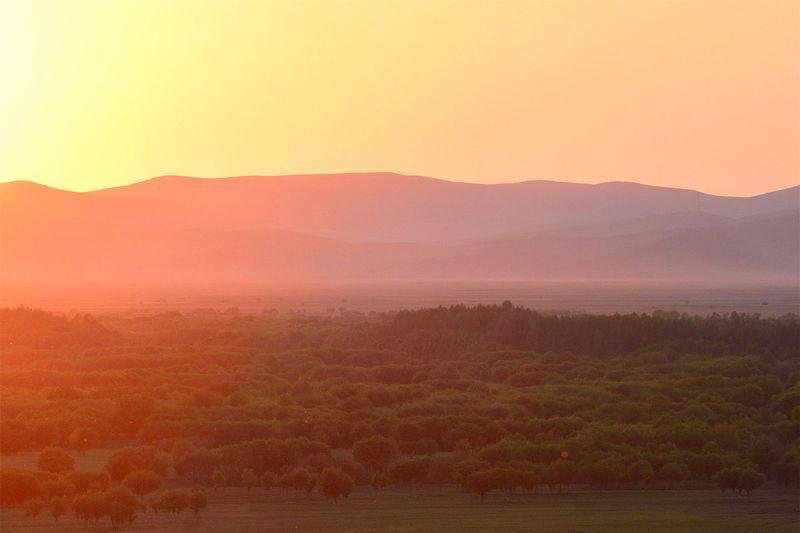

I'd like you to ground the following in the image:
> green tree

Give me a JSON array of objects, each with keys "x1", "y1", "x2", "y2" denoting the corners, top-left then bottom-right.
[
  {"x1": 463, "y1": 469, "x2": 497, "y2": 500},
  {"x1": 105, "y1": 446, "x2": 171, "y2": 481},
  {"x1": 353, "y1": 436, "x2": 400, "y2": 472},
  {"x1": 111, "y1": 396, "x2": 154, "y2": 435},
  {"x1": 242, "y1": 468, "x2": 258, "y2": 493},
  {"x1": 212, "y1": 468, "x2": 226, "y2": 491},
  {"x1": 773, "y1": 452, "x2": 800, "y2": 487},
  {"x1": 0, "y1": 469, "x2": 41, "y2": 507},
  {"x1": 320, "y1": 467, "x2": 354, "y2": 501},
  {"x1": 40, "y1": 477, "x2": 76, "y2": 500},
  {"x1": 659, "y1": 462, "x2": 690, "y2": 489},
  {"x1": 370, "y1": 474, "x2": 389, "y2": 491},
  {"x1": 106, "y1": 486, "x2": 138, "y2": 525},
  {"x1": 73, "y1": 491, "x2": 110, "y2": 523},
  {"x1": 750, "y1": 435, "x2": 779, "y2": 472},
  {"x1": 627, "y1": 459, "x2": 654, "y2": 487},
  {"x1": 23, "y1": 497, "x2": 44, "y2": 517},
  {"x1": 67, "y1": 470, "x2": 109, "y2": 494},
  {"x1": 736, "y1": 468, "x2": 766, "y2": 495},
  {"x1": 279, "y1": 468, "x2": 316, "y2": 493},
  {"x1": 713, "y1": 468, "x2": 737, "y2": 493},
  {"x1": 48, "y1": 496, "x2": 68, "y2": 523},
  {"x1": 68, "y1": 427, "x2": 102, "y2": 454},
  {"x1": 188, "y1": 488, "x2": 208, "y2": 515},
  {"x1": 157, "y1": 489, "x2": 190, "y2": 514},
  {"x1": 37, "y1": 448, "x2": 75, "y2": 474},
  {"x1": 261, "y1": 471, "x2": 278, "y2": 490},
  {"x1": 109, "y1": 501, "x2": 137, "y2": 525},
  {"x1": 122, "y1": 470, "x2": 163, "y2": 496},
  {"x1": 388, "y1": 457, "x2": 431, "y2": 485},
  {"x1": 713, "y1": 467, "x2": 766, "y2": 495}
]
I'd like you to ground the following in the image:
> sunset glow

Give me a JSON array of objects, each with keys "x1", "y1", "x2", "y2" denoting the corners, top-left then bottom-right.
[
  {"x1": 1, "y1": 2, "x2": 799, "y2": 529},
  {"x1": 0, "y1": 0, "x2": 797, "y2": 195}
]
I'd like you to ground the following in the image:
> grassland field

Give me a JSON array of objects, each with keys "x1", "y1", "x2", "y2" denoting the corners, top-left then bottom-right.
[
  {"x1": 1, "y1": 446, "x2": 798, "y2": 532},
  {"x1": 1, "y1": 486, "x2": 797, "y2": 532}
]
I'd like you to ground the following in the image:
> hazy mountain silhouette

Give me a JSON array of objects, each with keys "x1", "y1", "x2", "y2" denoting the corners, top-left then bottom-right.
[{"x1": 1, "y1": 173, "x2": 797, "y2": 285}]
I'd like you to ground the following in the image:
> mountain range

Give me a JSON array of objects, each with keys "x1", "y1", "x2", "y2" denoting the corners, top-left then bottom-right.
[{"x1": 1, "y1": 173, "x2": 797, "y2": 285}]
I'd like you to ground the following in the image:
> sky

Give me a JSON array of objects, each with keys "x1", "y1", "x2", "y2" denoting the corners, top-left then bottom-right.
[{"x1": 0, "y1": 0, "x2": 797, "y2": 196}]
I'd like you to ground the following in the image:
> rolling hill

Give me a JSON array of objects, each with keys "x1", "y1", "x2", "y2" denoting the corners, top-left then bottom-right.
[{"x1": 1, "y1": 173, "x2": 797, "y2": 285}]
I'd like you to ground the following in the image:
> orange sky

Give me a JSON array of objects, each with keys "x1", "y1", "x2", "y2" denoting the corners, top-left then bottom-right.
[{"x1": 0, "y1": 0, "x2": 797, "y2": 195}]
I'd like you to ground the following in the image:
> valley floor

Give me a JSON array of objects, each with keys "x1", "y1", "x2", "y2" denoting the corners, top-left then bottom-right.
[{"x1": 1, "y1": 280, "x2": 798, "y2": 315}]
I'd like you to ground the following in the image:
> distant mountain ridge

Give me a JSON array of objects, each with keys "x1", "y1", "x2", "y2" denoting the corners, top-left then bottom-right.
[{"x1": 1, "y1": 173, "x2": 797, "y2": 285}]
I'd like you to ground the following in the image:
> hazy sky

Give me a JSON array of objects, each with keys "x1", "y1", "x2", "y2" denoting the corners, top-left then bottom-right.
[{"x1": 0, "y1": 0, "x2": 797, "y2": 195}]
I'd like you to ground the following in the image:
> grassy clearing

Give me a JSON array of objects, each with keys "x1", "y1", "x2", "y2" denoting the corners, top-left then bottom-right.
[{"x1": 2, "y1": 487, "x2": 797, "y2": 532}]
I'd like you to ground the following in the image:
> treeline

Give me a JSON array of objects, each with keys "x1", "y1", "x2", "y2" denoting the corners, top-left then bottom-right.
[
  {"x1": 0, "y1": 305, "x2": 798, "y2": 524},
  {"x1": 357, "y1": 303, "x2": 800, "y2": 359},
  {"x1": 1, "y1": 458, "x2": 209, "y2": 526},
  {"x1": 0, "y1": 307, "x2": 119, "y2": 349},
  {"x1": 4, "y1": 304, "x2": 796, "y2": 357}
]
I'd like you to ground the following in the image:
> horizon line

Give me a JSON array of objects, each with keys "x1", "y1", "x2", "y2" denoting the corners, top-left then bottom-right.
[{"x1": 1, "y1": 171, "x2": 797, "y2": 199}]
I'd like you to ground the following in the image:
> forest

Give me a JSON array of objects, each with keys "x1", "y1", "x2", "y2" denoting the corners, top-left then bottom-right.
[{"x1": 0, "y1": 304, "x2": 798, "y2": 527}]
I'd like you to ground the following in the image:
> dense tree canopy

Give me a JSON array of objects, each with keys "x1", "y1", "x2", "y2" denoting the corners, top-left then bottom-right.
[{"x1": 0, "y1": 304, "x2": 798, "y2": 525}]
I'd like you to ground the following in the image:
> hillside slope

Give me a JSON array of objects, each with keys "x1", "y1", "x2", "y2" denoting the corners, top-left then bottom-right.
[{"x1": 1, "y1": 174, "x2": 797, "y2": 284}]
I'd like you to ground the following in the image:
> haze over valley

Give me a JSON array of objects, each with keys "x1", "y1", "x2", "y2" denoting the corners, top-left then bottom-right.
[
  {"x1": 1, "y1": 2, "x2": 799, "y2": 530},
  {"x1": 2, "y1": 173, "x2": 797, "y2": 291}
]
